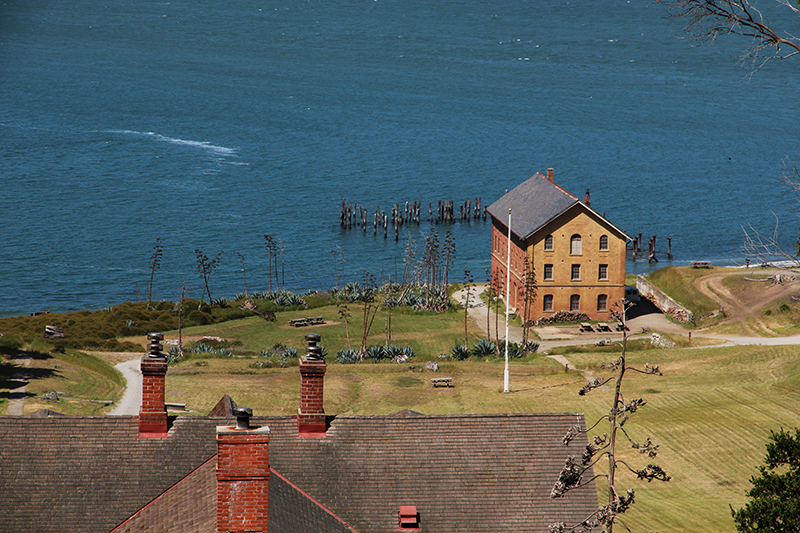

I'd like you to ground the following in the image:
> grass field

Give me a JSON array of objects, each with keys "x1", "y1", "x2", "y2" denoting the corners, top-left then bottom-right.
[{"x1": 160, "y1": 340, "x2": 800, "y2": 533}]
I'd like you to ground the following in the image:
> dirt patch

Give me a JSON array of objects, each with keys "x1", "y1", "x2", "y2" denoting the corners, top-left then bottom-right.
[{"x1": 693, "y1": 269, "x2": 800, "y2": 335}]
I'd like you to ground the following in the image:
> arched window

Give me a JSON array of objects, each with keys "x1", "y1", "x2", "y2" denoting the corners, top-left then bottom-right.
[
  {"x1": 599, "y1": 235, "x2": 609, "y2": 251},
  {"x1": 543, "y1": 294, "x2": 554, "y2": 312},
  {"x1": 570, "y1": 234, "x2": 582, "y2": 255},
  {"x1": 597, "y1": 294, "x2": 608, "y2": 312},
  {"x1": 544, "y1": 234, "x2": 554, "y2": 251},
  {"x1": 570, "y1": 294, "x2": 580, "y2": 311}
]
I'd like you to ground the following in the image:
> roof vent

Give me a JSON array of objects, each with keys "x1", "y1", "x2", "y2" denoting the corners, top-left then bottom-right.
[
  {"x1": 234, "y1": 406, "x2": 253, "y2": 430},
  {"x1": 398, "y1": 505, "x2": 420, "y2": 530}
]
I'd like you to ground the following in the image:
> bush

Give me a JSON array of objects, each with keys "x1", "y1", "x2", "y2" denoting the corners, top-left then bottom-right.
[
  {"x1": 472, "y1": 338, "x2": 497, "y2": 357},
  {"x1": 336, "y1": 348, "x2": 359, "y2": 364},
  {"x1": 451, "y1": 344, "x2": 470, "y2": 361}
]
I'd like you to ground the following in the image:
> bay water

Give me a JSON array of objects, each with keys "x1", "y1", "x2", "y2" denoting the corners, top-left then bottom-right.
[{"x1": 1, "y1": 0, "x2": 798, "y2": 317}]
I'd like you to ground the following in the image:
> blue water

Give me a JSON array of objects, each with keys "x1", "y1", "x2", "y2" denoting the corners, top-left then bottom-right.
[{"x1": 1, "y1": 0, "x2": 798, "y2": 317}]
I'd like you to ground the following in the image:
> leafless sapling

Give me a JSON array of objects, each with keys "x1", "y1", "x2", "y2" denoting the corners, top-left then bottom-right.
[
  {"x1": 195, "y1": 248, "x2": 222, "y2": 309},
  {"x1": 338, "y1": 303, "x2": 352, "y2": 349},
  {"x1": 358, "y1": 272, "x2": 381, "y2": 359},
  {"x1": 463, "y1": 269, "x2": 474, "y2": 349},
  {"x1": 237, "y1": 252, "x2": 248, "y2": 297},
  {"x1": 522, "y1": 256, "x2": 537, "y2": 346},
  {"x1": 264, "y1": 235, "x2": 277, "y2": 293},
  {"x1": 550, "y1": 300, "x2": 669, "y2": 533},
  {"x1": 147, "y1": 237, "x2": 163, "y2": 310}
]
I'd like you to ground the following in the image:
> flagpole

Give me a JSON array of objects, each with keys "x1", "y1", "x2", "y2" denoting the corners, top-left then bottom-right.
[{"x1": 504, "y1": 208, "x2": 511, "y2": 394}]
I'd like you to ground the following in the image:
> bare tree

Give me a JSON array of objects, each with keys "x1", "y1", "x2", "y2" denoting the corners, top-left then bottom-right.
[
  {"x1": 522, "y1": 256, "x2": 537, "y2": 345},
  {"x1": 358, "y1": 272, "x2": 381, "y2": 359},
  {"x1": 443, "y1": 230, "x2": 456, "y2": 288},
  {"x1": 175, "y1": 279, "x2": 190, "y2": 356},
  {"x1": 237, "y1": 252, "x2": 249, "y2": 297},
  {"x1": 663, "y1": 0, "x2": 800, "y2": 68},
  {"x1": 195, "y1": 248, "x2": 222, "y2": 309},
  {"x1": 338, "y1": 303, "x2": 352, "y2": 349},
  {"x1": 147, "y1": 237, "x2": 163, "y2": 310},
  {"x1": 264, "y1": 235, "x2": 277, "y2": 293},
  {"x1": 402, "y1": 234, "x2": 417, "y2": 287},
  {"x1": 463, "y1": 270, "x2": 474, "y2": 349},
  {"x1": 550, "y1": 301, "x2": 669, "y2": 533}
]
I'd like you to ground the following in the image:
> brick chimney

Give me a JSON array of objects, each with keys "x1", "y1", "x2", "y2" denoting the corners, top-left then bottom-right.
[
  {"x1": 546, "y1": 168, "x2": 554, "y2": 182},
  {"x1": 216, "y1": 407, "x2": 270, "y2": 533},
  {"x1": 583, "y1": 188, "x2": 591, "y2": 208},
  {"x1": 297, "y1": 334, "x2": 327, "y2": 437},
  {"x1": 139, "y1": 332, "x2": 169, "y2": 438}
]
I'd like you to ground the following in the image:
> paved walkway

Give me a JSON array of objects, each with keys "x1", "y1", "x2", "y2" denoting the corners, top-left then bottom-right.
[
  {"x1": 6, "y1": 357, "x2": 31, "y2": 415},
  {"x1": 108, "y1": 357, "x2": 143, "y2": 416}
]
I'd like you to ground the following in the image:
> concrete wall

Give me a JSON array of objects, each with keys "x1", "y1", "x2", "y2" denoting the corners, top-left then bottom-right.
[{"x1": 636, "y1": 275, "x2": 694, "y2": 323}]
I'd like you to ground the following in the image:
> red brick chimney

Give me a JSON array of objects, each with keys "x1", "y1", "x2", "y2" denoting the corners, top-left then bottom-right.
[
  {"x1": 297, "y1": 334, "x2": 327, "y2": 437},
  {"x1": 139, "y1": 332, "x2": 169, "y2": 438},
  {"x1": 216, "y1": 407, "x2": 270, "y2": 533},
  {"x1": 546, "y1": 168, "x2": 554, "y2": 182}
]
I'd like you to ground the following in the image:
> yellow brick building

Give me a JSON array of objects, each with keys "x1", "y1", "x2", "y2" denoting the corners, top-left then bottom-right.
[{"x1": 487, "y1": 169, "x2": 629, "y2": 322}]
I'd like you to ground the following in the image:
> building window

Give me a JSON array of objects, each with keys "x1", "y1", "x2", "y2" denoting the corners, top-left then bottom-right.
[
  {"x1": 598, "y1": 264, "x2": 608, "y2": 281},
  {"x1": 570, "y1": 294, "x2": 580, "y2": 311},
  {"x1": 599, "y1": 235, "x2": 609, "y2": 251},
  {"x1": 544, "y1": 264, "x2": 553, "y2": 281},
  {"x1": 570, "y1": 234, "x2": 582, "y2": 255},
  {"x1": 597, "y1": 294, "x2": 608, "y2": 312},
  {"x1": 571, "y1": 264, "x2": 581, "y2": 281},
  {"x1": 543, "y1": 294, "x2": 554, "y2": 312},
  {"x1": 544, "y1": 234, "x2": 554, "y2": 251}
]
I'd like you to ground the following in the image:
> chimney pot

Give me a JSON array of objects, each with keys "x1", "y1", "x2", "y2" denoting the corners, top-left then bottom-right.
[
  {"x1": 147, "y1": 332, "x2": 165, "y2": 358},
  {"x1": 234, "y1": 406, "x2": 253, "y2": 430}
]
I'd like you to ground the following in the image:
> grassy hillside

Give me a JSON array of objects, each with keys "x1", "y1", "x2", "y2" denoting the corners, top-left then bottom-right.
[{"x1": 1, "y1": 340, "x2": 124, "y2": 415}]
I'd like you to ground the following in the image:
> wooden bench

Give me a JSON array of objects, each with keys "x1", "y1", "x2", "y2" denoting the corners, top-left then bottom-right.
[
  {"x1": 431, "y1": 377, "x2": 453, "y2": 388},
  {"x1": 289, "y1": 317, "x2": 326, "y2": 327},
  {"x1": 597, "y1": 323, "x2": 612, "y2": 332},
  {"x1": 579, "y1": 323, "x2": 594, "y2": 332},
  {"x1": 691, "y1": 261, "x2": 711, "y2": 268}
]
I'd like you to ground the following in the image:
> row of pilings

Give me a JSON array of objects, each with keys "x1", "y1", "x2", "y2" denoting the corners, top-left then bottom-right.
[{"x1": 340, "y1": 198, "x2": 487, "y2": 240}]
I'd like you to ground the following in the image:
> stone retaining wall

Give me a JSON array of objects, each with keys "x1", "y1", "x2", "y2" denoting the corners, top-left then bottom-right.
[{"x1": 636, "y1": 275, "x2": 694, "y2": 323}]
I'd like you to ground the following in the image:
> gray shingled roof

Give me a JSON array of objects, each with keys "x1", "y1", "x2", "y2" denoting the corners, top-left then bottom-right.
[
  {"x1": 0, "y1": 412, "x2": 597, "y2": 533},
  {"x1": 486, "y1": 173, "x2": 579, "y2": 240}
]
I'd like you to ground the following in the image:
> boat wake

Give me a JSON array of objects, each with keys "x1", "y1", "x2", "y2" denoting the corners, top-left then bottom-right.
[{"x1": 107, "y1": 129, "x2": 237, "y2": 156}]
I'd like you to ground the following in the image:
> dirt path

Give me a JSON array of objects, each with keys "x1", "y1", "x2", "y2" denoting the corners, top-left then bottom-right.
[
  {"x1": 107, "y1": 357, "x2": 142, "y2": 416},
  {"x1": 6, "y1": 357, "x2": 31, "y2": 415},
  {"x1": 693, "y1": 269, "x2": 800, "y2": 336}
]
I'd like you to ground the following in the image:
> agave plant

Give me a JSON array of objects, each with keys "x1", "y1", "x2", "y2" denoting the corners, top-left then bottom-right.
[
  {"x1": 472, "y1": 338, "x2": 497, "y2": 357},
  {"x1": 401, "y1": 346, "x2": 415, "y2": 359},
  {"x1": 366, "y1": 345, "x2": 386, "y2": 362},
  {"x1": 451, "y1": 344, "x2": 470, "y2": 361},
  {"x1": 211, "y1": 297, "x2": 229, "y2": 307},
  {"x1": 287, "y1": 293, "x2": 306, "y2": 307},
  {"x1": 282, "y1": 346, "x2": 298, "y2": 359},
  {"x1": 384, "y1": 344, "x2": 404, "y2": 359},
  {"x1": 335, "y1": 348, "x2": 359, "y2": 364},
  {"x1": 165, "y1": 346, "x2": 182, "y2": 364},
  {"x1": 257, "y1": 349, "x2": 274, "y2": 358}
]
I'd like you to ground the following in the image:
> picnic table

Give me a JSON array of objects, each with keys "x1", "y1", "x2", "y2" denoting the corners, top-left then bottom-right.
[
  {"x1": 289, "y1": 316, "x2": 325, "y2": 327},
  {"x1": 431, "y1": 377, "x2": 453, "y2": 388},
  {"x1": 579, "y1": 323, "x2": 594, "y2": 332},
  {"x1": 691, "y1": 261, "x2": 711, "y2": 268},
  {"x1": 615, "y1": 322, "x2": 629, "y2": 331},
  {"x1": 597, "y1": 323, "x2": 612, "y2": 332}
]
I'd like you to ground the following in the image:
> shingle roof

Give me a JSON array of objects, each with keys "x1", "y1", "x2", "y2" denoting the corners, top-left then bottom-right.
[
  {"x1": 486, "y1": 173, "x2": 579, "y2": 240},
  {"x1": 0, "y1": 412, "x2": 597, "y2": 533}
]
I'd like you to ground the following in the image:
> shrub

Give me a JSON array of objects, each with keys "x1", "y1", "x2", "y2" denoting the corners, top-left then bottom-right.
[
  {"x1": 0, "y1": 333, "x2": 23, "y2": 355},
  {"x1": 472, "y1": 338, "x2": 497, "y2": 357},
  {"x1": 451, "y1": 344, "x2": 470, "y2": 361},
  {"x1": 336, "y1": 348, "x2": 359, "y2": 364}
]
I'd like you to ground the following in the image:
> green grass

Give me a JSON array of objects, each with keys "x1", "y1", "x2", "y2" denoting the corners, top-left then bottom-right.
[
  {"x1": 162, "y1": 303, "x2": 485, "y2": 359},
  {"x1": 552, "y1": 343, "x2": 800, "y2": 532},
  {"x1": 646, "y1": 266, "x2": 733, "y2": 318},
  {"x1": 1, "y1": 346, "x2": 124, "y2": 415}
]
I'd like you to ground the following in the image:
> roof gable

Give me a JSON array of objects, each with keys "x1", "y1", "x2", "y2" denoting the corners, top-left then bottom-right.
[{"x1": 487, "y1": 173, "x2": 578, "y2": 240}]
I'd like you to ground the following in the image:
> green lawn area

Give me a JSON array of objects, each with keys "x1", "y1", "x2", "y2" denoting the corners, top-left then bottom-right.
[{"x1": 162, "y1": 341, "x2": 800, "y2": 533}]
